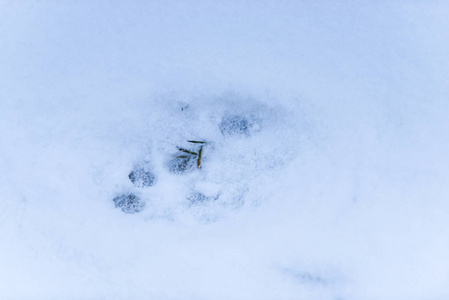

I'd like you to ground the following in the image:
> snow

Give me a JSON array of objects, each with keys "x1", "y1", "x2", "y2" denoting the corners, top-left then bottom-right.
[{"x1": 1, "y1": 1, "x2": 449, "y2": 299}]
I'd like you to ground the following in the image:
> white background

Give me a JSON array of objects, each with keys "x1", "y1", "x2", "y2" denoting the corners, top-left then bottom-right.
[{"x1": 1, "y1": 1, "x2": 448, "y2": 299}]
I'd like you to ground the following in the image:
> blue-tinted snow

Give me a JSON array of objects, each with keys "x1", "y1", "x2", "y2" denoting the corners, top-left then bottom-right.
[{"x1": 1, "y1": 1, "x2": 448, "y2": 299}]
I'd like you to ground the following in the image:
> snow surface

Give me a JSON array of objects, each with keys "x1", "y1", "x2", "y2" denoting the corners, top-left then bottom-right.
[{"x1": 1, "y1": 1, "x2": 449, "y2": 299}]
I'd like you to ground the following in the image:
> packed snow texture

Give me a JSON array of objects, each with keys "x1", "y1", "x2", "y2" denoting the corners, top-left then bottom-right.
[{"x1": 1, "y1": 1, "x2": 449, "y2": 299}]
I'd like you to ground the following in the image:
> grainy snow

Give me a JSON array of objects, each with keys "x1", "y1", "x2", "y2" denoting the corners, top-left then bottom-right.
[{"x1": 1, "y1": 1, "x2": 449, "y2": 300}]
